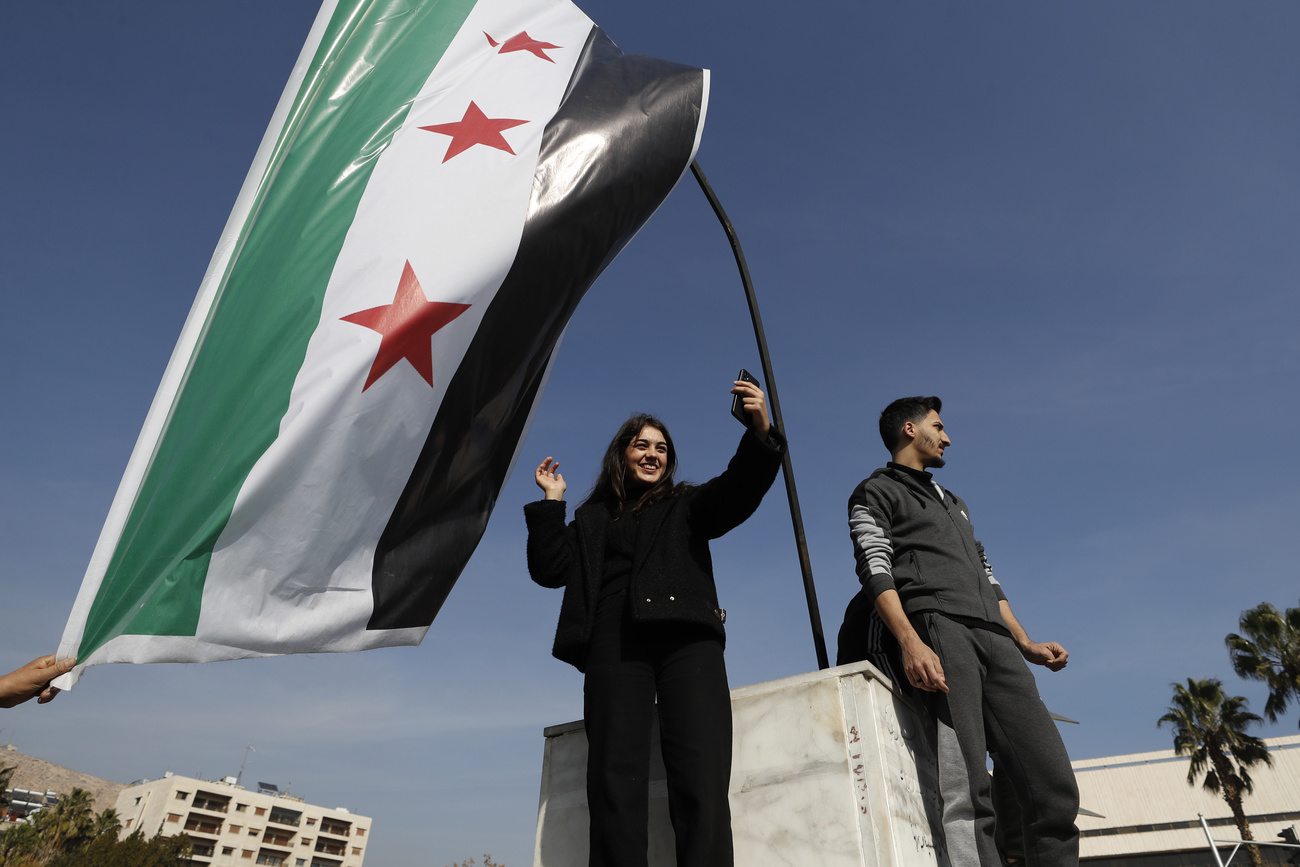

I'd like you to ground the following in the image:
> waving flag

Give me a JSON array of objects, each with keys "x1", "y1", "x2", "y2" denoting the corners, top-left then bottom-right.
[{"x1": 55, "y1": 0, "x2": 708, "y2": 685}]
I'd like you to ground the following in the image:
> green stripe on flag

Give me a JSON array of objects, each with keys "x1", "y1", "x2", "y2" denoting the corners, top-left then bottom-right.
[{"x1": 77, "y1": 0, "x2": 478, "y2": 661}]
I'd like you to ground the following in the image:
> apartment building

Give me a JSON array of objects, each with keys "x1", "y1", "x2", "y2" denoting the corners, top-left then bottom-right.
[{"x1": 114, "y1": 774, "x2": 371, "y2": 867}]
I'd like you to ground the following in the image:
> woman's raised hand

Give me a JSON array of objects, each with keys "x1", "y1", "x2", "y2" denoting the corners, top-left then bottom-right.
[
  {"x1": 731, "y1": 379, "x2": 772, "y2": 440},
  {"x1": 535, "y1": 457, "x2": 567, "y2": 501}
]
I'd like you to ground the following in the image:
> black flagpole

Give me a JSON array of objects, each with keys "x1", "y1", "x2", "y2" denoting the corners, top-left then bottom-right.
[{"x1": 690, "y1": 160, "x2": 831, "y2": 671}]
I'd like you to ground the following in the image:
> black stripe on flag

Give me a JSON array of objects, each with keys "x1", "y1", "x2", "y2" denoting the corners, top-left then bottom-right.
[{"x1": 367, "y1": 28, "x2": 705, "y2": 630}]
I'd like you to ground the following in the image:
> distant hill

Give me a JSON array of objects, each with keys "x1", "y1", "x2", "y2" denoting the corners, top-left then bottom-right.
[{"x1": 0, "y1": 744, "x2": 125, "y2": 815}]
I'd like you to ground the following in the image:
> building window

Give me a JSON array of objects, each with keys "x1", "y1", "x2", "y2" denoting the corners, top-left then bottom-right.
[
  {"x1": 264, "y1": 831, "x2": 295, "y2": 849},
  {"x1": 242, "y1": 851, "x2": 254, "y2": 859},
  {"x1": 269, "y1": 807, "x2": 302, "y2": 828},
  {"x1": 255, "y1": 807, "x2": 266, "y2": 816},
  {"x1": 301, "y1": 839, "x2": 311, "y2": 847},
  {"x1": 319, "y1": 819, "x2": 351, "y2": 837},
  {"x1": 176, "y1": 791, "x2": 190, "y2": 800},
  {"x1": 305, "y1": 818, "x2": 316, "y2": 826},
  {"x1": 352, "y1": 848, "x2": 361, "y2": 855},
  {"x1": 355, "y1": 828, "x2": 365, "y2": 838},
  {"x1": 124, "y1": 819, "x2": 133, "y2": 829},
  {"x1": 183, "y1": 814, "x2": 224, "y2": 836},
  {"x1": 167, "y1": 814, "x2": 181, "y2": 823},
  {"x1": 193, "y1": 791, "x2": 232, "y2": 813},
  {"x1": 231, "y1": 825, "x2": 242, "y2": 834},
  {"x1": 249, "y1": 829, "x2": 261, "y2": 836},
  {"x1": 313, "y1": 838, "x2": 346, "y2": 856},
  {"x1": 296, "y1": 861, "x2": 306, "y2": 866},
  {"x1": 134, "y1": 797, "x2": 142, "y2": 805},
  {"x1": 224, "y1": 848, "x2": 236, "y2": 856},
  {"x1": 237, "y1": 804, "x2": 248, "y2": 812}
]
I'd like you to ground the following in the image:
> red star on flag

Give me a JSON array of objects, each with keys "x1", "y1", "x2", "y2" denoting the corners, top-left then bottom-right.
[
  {"x1": 341, "y1": 261, "x2": 471, "y2": 391},
  {"x1": 483, "y1": 31, "x2": 561, "y2": 63},
  {"x1": 419, "y1": 102, "x2": 529, "y2": 162}
]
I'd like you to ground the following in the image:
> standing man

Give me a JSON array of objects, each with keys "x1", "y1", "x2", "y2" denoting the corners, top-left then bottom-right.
[{"x1": 840, "y1": 396, "x2": 1078, "y2": 867}]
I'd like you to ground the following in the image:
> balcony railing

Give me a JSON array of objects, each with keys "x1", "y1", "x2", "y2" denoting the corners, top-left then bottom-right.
[
  {"x1": 192, "y1": 795, "x2": 231, "y2": 814},
  {"x1": 268, "y1": 811, "x2": 302, "y2": 828},
  {"x1": 183, "y1": 818, "x2": 223, "y2": 836}
]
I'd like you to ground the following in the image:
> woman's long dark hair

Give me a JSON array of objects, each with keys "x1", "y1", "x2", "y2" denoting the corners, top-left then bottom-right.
[{"x1": 581, "y1": 414, "x2": 687, "y2": 517}]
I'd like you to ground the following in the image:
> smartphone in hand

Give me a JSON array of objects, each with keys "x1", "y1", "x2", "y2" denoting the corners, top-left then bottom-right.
[{"x1": 731, "y1": 368, "x2": 760, "y2": 427}]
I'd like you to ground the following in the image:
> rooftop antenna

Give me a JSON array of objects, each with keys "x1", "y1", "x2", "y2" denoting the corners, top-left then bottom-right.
[{"x1": 235, "y1": 745, "x2": 256, "y2": 786}]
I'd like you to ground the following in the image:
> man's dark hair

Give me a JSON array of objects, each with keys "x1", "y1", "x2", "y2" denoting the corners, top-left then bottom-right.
[{"x1": 879, "y1": 396, "x2": 942, "y2": 452}]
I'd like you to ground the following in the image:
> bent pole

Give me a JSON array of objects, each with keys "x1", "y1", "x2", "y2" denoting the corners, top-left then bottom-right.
[
  {"x1": 690, "y1": 160, "x2": 831, "y2": 671},
  {"x1": 1200, "y1": 814, "x2": 1230, "y2": 867}
]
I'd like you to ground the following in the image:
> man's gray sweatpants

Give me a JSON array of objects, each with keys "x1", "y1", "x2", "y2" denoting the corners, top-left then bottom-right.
[{"x1": 915, "y1": 612, "x2": 1079, "y2": 867}]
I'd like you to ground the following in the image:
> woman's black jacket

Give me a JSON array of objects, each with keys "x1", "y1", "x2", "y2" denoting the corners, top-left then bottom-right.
[{"x1": 524, "y1": 428, "x2": 786, "y2": 671}]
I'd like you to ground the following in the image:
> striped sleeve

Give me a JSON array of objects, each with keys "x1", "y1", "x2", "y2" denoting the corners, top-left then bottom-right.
[
  {"x1": 848, "y1": 486, "x2": 895, "y2": 600},
  {"x1": 974, "y1": 538, "x2": 1007, "y2": 602}
]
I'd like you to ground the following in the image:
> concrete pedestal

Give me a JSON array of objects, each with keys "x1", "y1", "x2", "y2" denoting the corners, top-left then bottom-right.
[{"x1": 533, "y1": 660, "x2": 945, "y2": 867}]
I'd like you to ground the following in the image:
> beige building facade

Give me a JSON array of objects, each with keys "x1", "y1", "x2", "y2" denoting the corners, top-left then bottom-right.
[
  {"x1": 1075, "y1": 734, "x2": 1300, "y2": 867},
  {"x1": 114, "y1": 773, "x2": 371, "y2": 867}
]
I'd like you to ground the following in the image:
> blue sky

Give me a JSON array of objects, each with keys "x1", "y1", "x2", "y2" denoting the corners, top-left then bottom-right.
[{"x1": 4, "y1": 2, "x2": 1300, "y2": 865}]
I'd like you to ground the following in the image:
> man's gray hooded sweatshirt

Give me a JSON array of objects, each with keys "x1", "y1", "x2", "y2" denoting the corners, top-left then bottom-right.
[{"x1": 847, "y1": 462, "x2": 1008, "y2": 633}]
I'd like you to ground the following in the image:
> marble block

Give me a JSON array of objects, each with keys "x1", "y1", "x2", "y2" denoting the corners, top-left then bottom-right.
[{"x1": 533, "y1": 660, "x2": 945, "y2": 867}]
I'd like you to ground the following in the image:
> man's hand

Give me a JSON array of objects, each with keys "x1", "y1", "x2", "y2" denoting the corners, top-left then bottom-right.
[
  {"x1": 900, "y1": 637, "x2": 949, "y2": 693},
  {"x1": 0, "y1": 655, "x2": 75, "y2": 708},
  {"x1": 998, "y1": 599, "x2": 1068, "y2": 672},
  {"x1": 1019, "y1": 640, "x2": 1069, "y2": 672},
  {"x1": 873, "y1": 589, "x2": 949, "y2": 692}
]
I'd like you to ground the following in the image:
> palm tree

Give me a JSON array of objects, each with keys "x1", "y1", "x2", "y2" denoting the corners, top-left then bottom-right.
[
  {"x1": 1158, "y1": 679, "x2": 1272, "y2": 867},
  {"x1": 91, "y1": 808, "x2": 122, "y2": 839},
  {"x1": 0, "y1": 764, "x2": 14, "y2": 816},
  {"x1": 0, "y1": 820, "x2": 41, "y2": 867},
  {"x1": 1227, "y1": 600, "x2": 1300, "y2": 728},
  {"x1": 30, "y1": 788, "x2": 95, "y2": 863}
]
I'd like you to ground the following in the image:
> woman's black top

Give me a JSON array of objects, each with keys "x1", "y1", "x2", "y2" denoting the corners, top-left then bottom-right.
[{"x1": 600, "y1": 502, "x2": 639, "y2": 598}]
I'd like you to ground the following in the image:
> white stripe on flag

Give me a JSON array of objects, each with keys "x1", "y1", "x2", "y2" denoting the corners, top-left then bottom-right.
[
  {"x1": 196, "y1": 0, "x2": 594, "y2": 653},
  {"x1": 54, "y1": 0, "x2": 346, "y2": 677}
]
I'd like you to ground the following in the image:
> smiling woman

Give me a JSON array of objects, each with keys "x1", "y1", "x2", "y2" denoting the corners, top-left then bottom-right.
[
  {"x1": 523, "y1": 378, "x2": 785, "y2": 867},
  {"x1": 623, "y1": 425, "x2": 669, "y2": 488}
]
